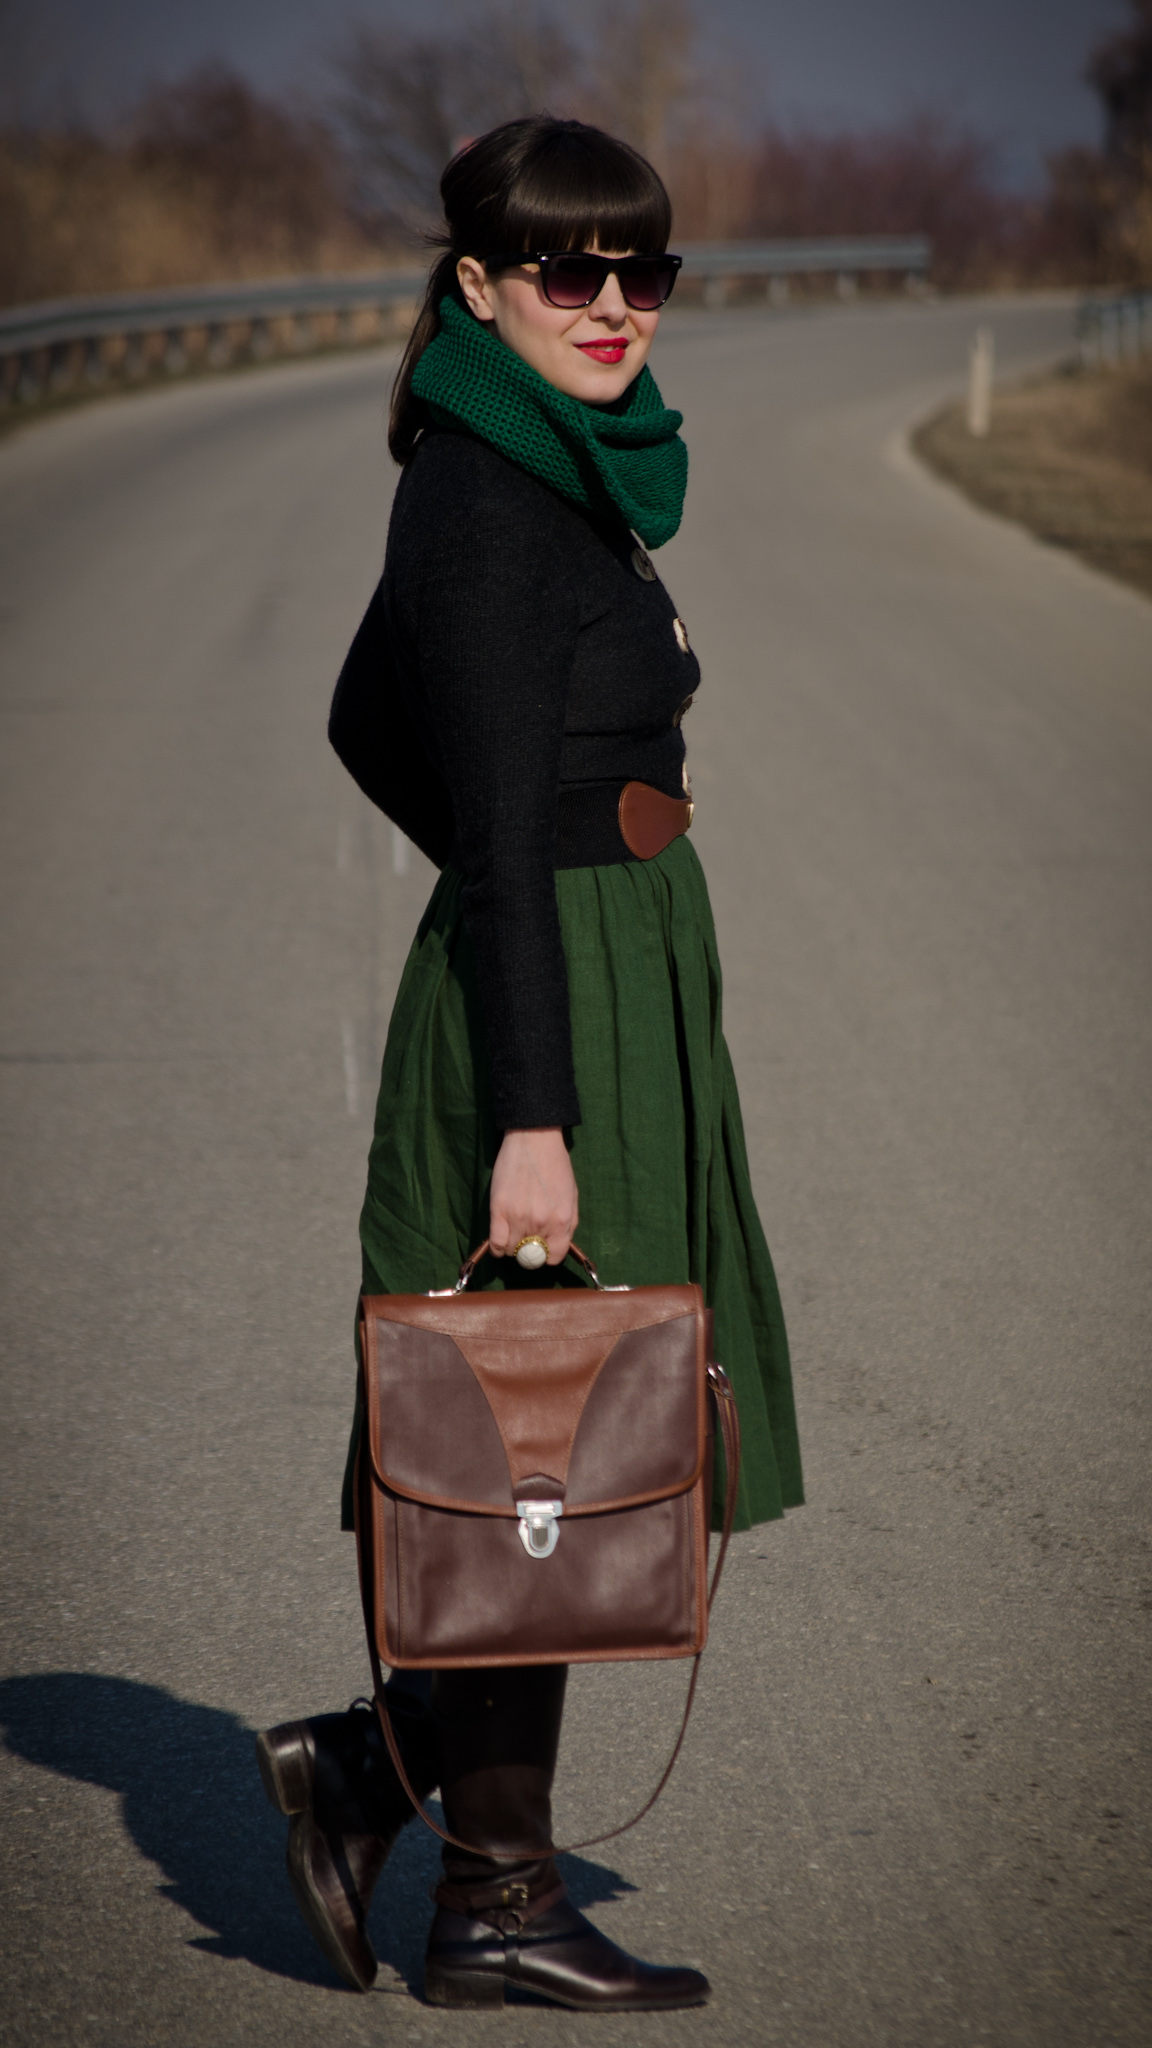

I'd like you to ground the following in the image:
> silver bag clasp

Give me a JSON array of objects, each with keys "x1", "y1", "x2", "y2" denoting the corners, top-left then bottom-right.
[{"x1": 515, "y1": 1499, "x2": 563, "y2": 1559}]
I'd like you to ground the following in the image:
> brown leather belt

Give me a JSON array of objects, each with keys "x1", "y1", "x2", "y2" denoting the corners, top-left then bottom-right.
[{"x1": 555, "y1": 780, "x2": 694, "y2": 869}]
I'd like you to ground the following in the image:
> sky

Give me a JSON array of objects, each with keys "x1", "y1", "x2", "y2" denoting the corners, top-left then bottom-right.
[{"x1": 5, "y1": 0, "x2": 1133, "y2": 189}]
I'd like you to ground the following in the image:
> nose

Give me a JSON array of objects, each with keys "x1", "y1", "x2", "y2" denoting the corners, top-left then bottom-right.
[{"x1": 590, "y1": 269, "x2": 629, "y2": 322}]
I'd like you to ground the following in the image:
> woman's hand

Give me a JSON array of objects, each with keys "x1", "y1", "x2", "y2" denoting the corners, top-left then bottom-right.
[{"x1": 489, "y1": 1128, "x2": 578, "y2": 1267}]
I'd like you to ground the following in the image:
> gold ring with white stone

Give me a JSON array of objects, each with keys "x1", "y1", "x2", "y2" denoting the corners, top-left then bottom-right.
[{"x1": 514, "y1": 1235, "x2": 549, "y2": 1270}]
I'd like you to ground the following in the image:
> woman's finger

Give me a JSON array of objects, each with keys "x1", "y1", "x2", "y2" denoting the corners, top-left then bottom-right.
[{"x1": 490, "y1": 1207, "x2": 577, "y2": 1263}]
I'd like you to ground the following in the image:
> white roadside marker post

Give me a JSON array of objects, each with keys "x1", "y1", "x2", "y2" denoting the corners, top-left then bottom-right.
[{"x1": 967, "y1": 326, "x2": 994, "y2": 437}]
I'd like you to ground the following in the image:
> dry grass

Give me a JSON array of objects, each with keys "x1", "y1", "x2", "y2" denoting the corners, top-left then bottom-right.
[
  {"x1": 0, "y1": 125, "x2": 382, "y2": 311},
  {"x1": 913, "y1": 359, "x2": 1152, "y2": 601}
]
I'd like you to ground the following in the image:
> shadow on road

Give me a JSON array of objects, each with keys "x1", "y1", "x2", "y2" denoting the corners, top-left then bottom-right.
[{"x1": 0, "y1": 1671, "x2": 636, "y2": 1997}]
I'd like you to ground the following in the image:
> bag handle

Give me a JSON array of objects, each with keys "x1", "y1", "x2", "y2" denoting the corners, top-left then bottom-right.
[
  {"x1": 429, "y1": 1237, "x2": 610, "y2": 1295},
  {"x1": 358, "y1": 1359, "x2": 741, "y2": 1861}
]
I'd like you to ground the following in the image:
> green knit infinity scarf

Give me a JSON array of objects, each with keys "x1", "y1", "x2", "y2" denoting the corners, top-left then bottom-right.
[{"x1": 411, "y1": 295, "x2": 687, "y2": 548}]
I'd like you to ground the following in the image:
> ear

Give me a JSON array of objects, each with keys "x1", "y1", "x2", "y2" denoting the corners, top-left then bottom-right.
[{"x1": 456, "y1": 256, "x2": 497, "y2": 324}]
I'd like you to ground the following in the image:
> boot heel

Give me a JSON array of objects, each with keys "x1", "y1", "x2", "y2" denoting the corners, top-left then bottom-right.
[
  {"x1": 424, "y1": 1963, "x2": 505, "y2": 2009},
  {"x1": 255, "y1": 1724, "x2": 312, "y2": 1815}
]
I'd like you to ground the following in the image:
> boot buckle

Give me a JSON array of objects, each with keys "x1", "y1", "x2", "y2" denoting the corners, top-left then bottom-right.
[{"x1": 515, "y1": 1499, "x2": 562, "y2": 1559}]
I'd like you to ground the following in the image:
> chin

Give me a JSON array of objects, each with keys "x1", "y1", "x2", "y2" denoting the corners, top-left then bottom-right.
[{"x1": 565, "y1": 366, "x2": 634, "y2": 405}]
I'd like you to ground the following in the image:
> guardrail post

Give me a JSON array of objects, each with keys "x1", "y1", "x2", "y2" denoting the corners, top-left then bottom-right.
[
  {"x1": 837, "y1": 271, "x2": 857, "y2": 300},
  {"x1": 769, "y1": 276, "x2": 789, "y2": 306},
  {"x1": 164, "y1": 328, "x2": 188, "y2": 374},
  {"x1": 17, "y1": 349, "x2": 44, "y2": 402},
  {"x1": 1092, "y1": 303, "x2": 1105, "y2": 367},
  {"x1": 123, "y1": 333, "x2": 148, "y2": 380},
  {"x1": 84, "y1": 337, "x2": 106, "y2": 386},
  {"x1": 292, "y1": 312, "x2": 315, "y2": 352},
  {"x1": 49, "y1": 341, "x2": 75, "y2": 393},
  {"x1": 206, "y1": 322, "x2": 231, "y2": 369}
]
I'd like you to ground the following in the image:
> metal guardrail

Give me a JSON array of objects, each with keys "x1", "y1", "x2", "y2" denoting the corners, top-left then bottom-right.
[
  {"x1": 678, "y1": 234, "x2": 932, "y2": 306},
  {"x1": 1075, "y1": 291, "x2": 1152, "y2": 366},
  {"x1": 0, "y1": 236, "x2": 933, "y2": 406},
  {"x1": 0, "y1": 268, "x2": 427, "y2": 404}
]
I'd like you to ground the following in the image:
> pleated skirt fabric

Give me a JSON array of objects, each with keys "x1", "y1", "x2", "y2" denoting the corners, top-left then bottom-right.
[{"x1": 346, "y1": 834, "x2": 803, "y2": 1532}]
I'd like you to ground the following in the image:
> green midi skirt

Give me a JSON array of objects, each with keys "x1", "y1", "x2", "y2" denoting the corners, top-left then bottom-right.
[{"x1": 344, "y1": 835, "x2": 803, "y2": 1532}]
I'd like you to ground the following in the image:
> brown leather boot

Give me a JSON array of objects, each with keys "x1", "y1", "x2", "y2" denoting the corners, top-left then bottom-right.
[
  {"x1": 423, "y1": 1666, "x2": 710, "y2": 2012},
  {"x1": 257, "y1": 1690, "x2": 437, "y2": 1991}
]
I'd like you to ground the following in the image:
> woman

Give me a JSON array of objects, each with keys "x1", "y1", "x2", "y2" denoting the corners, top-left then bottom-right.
[{"x1": 257, "y1": 115, "x2": 803, "y2": 2013}]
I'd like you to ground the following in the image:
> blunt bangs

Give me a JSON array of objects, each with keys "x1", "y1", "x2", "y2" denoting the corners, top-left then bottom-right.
[{"x1": 458, "y1": 121, "x2": 671, "y2": 257}]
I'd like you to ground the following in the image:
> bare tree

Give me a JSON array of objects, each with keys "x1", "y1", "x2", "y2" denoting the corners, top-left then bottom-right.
[
  {"x1": 580, "y1": 0, "x2": 695, "y2": 167},
  {"x1": 132, "y1": 63, "x2": 359, "y2": 269},
  {"x1": 335, "y1": 26, "x2": 464, "y2": 230},
  {"x1": 332, "y1": 0, "x2": 720, "y2": 235},
  {"x1": 333, "y1": 1, "x2": 581, "y2": 234},
  {"x1": 1089, "y1": 0, "x2": 1152, "y2": 169},
  {"x1": 484, "y1": 0, "x2": 578, "y2": 114},
  {"x1": 1039, "y1": 0, "x2": 1152, "y2": 283}
]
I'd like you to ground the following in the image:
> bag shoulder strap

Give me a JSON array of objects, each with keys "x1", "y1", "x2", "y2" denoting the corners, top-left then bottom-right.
[{"x1": 358, "y1": 1361, "x2": 741, "y2": 1859}]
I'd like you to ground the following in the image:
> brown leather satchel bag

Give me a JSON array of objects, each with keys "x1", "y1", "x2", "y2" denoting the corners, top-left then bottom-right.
[{"x1": 353, "y1": 1241, "x2": 740, "y2": 1852}]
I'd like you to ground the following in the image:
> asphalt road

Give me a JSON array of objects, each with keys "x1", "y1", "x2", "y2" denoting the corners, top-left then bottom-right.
[{"x1": 1, "y1": 295, "x2": 1149, "y2": 2048}]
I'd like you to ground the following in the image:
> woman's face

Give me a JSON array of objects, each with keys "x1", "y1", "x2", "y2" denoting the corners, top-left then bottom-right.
[{"x1": 456, "y1": 246, "x2": 661, "y2": 404}]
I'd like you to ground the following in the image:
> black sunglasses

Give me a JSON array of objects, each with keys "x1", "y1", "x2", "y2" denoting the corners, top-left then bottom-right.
[{"x1": 485, "y1": 250, "x2": 682, "y2": 312}]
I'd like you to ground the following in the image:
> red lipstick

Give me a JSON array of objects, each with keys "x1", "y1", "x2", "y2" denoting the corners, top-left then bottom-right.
[{"x1": 576, "y1": 341, "x2": 627, "y2": 364}]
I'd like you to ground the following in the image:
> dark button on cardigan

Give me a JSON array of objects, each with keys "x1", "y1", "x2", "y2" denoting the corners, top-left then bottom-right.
[{"x1": 330, "y1": 427, "x2": 700, "y2": 1133}]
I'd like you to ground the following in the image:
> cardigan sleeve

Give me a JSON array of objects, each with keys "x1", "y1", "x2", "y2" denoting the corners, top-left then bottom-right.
[
  {"x1": 396, "y1": 441, "x2": 583, "y2": 1131},
  {"x1": 328, "y1": 577, "x2": 455, "y2": 868}
]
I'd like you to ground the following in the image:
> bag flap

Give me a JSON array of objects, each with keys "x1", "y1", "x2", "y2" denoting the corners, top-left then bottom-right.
[{"x1": 360, "y1": 1285, "x2": 707, "y2": 1515}]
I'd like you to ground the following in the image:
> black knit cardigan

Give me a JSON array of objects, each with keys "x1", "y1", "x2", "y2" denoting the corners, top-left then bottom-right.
[{"x1": 330, "y1": 426, "x2": 700, "y2": 1132}]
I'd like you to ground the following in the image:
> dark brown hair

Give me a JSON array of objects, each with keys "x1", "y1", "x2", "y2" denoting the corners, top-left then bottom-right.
[{"x1": 388, "y1": 116, "x2": 672, "y2": 463}]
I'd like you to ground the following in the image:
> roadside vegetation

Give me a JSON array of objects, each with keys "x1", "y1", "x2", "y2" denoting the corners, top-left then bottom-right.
[
  {"x1": 0, "y1": 65, "x2": 379, "y2": 304},
  {"x1": 914, "y1": 363, "x2": 1152, "y2": 603},
  {"x1": 2, "y1": 0, "x2": 1151, "y2": 311},
  {"x1": 912, "y1": 3, "x2": 1152, "y2": 603}
]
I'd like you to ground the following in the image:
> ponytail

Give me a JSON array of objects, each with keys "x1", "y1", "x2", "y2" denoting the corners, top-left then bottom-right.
[{"x1": 389, "y1": 250, "x2": 459, "y2": 464}]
